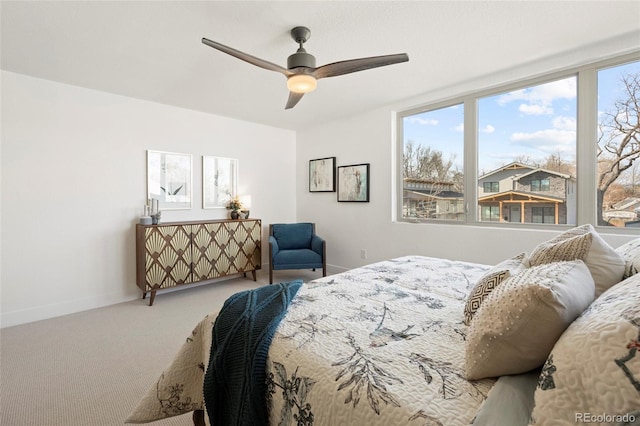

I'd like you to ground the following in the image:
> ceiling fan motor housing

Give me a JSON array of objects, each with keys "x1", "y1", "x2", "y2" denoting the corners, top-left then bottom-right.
[{"x1": 287, "y1": 50, "x2": 316, "y2": 69}]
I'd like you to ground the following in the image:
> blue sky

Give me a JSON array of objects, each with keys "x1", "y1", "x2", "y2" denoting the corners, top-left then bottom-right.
[{"x1": 403, "y1": 60, "x2": 639, "y2": 177}]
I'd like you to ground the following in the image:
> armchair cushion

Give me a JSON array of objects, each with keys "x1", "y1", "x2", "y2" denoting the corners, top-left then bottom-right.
[
  {"x1": 268, "y1": 236, "x2": 279, "y2": 256},
  {"x1": 273, "y1": 249, "x2": 322, "y2": 270},
  {"x1": 311, "y1": 234, "x2": 325, "y2": 256},
  {"x1": 271, "y1": 223, "x2": 313, "y2": 250}
]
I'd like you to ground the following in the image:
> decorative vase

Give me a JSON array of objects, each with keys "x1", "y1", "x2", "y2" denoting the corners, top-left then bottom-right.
[{"x1": 230, "y1": 210, "x2": 240, "y2": 219}]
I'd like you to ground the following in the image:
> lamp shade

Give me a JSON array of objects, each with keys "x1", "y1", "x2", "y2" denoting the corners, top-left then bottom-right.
[
  {"x1": 287, "y1": 74, "x2": 317, "y2": 93},
  {"x1": 239, "y1": 195, "x2": 252, "y2": 208}
]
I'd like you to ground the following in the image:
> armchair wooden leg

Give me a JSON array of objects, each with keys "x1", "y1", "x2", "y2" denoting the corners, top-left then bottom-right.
[{"x1": 193, "y1": 409, "x2": 205, "y2": 426}]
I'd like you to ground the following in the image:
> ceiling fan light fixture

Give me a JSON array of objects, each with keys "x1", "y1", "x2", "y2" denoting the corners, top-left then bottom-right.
[{"x1": 287, "y1": 74, "x2": 317, "y2": 93}]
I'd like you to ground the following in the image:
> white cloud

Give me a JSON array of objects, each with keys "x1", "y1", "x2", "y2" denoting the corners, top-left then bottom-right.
[
  {"x1": 511, "y1": 129, "x2": 576, "y2": 146},
  {"x1": 481, "y1": 124, "x2": 495, "y2": 133},
  {"x1": 497, "y1": 77, "x2": 576, "y2": 116},
  {"x1": 519, "y1": 103, "x2": 552, "y2": 115},
  {"x1": 552, "y1": 115, "x2": 576, "y2": 131},
  {"x1": 406, "y1": 116, "x2": 438, "y2": 126},
  {"x1": 454, "y1": 123, "x2": 464, "y2": 132}
]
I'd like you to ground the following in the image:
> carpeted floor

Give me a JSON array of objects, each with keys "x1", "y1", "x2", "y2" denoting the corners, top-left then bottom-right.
[{"x1": 0, "y1": 269, "x2": 322, "y2": 426}]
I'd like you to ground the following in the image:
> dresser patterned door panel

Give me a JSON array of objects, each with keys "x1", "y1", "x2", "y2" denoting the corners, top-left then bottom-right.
[
  {"x1": 144, "y1": 225, "x2": 193, "y2": 290},
  {"x1": 192, "y1": 223, "x2": 218, "y2": 281},
  {"x1": 212, "y1": 222, "x2": 237, "y2": 277},
  {"x1": 240, "y1": 220, "x2": 262, "y2": 273}
]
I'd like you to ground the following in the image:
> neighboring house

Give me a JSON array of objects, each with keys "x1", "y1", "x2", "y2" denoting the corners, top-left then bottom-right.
[
  {"x1": 604, "y1": 197, "x2": 640, "y2": 226},
  {"x1": 403, "y1": 178, "x2": 464, "y2": 220},
  {"x1": 477, "y1": 162, "x2": 576, "y2": 224}
]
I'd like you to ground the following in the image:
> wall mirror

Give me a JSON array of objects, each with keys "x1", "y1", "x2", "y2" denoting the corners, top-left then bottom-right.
[
  {"x1": 147, "y1": 150, "x2": 192, "y2": 210},
  {"x1": 203, "y1": 156, "x2": 238, "y2": 209}
]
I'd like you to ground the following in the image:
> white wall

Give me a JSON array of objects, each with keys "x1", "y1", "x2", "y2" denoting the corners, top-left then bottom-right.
[
  {"x1": 296, "y1": 36, "x2": 640, "y2": 272},
  {"x1": 1, "y1": 71, "x2": 297, "y2": 327}
]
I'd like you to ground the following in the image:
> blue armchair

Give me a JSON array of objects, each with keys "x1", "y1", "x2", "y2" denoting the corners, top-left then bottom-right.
[{"x1": 269, "y1": 223, "x2": 326, "y2": 284}]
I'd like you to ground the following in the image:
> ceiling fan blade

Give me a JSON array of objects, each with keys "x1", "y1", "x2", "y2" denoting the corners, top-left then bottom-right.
[
  {"x1": 202, "y1": 38, "x2": 291, "y2": 76},
  {"x1": 285, "y1": 92, "x2": 305, "y2": 110},
  {"x1": 312, "y1": 53, "x2": 409, "y2": 80}
]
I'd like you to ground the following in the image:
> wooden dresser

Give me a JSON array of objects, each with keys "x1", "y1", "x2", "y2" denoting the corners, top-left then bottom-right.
[{"x1": 135, "y1": 219, "x2": 261, "y2": 305}]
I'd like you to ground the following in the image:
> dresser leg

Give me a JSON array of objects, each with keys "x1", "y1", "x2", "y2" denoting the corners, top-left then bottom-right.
[
  {"x1": 148, "y1": 290, "x2": 156, "y2": 306},
  {"x1": 251, "y1": 270, "x2": 257, "y2": 281},
  {"x1": 142, "y1": 292, "x2": 147, "y2": 300}
]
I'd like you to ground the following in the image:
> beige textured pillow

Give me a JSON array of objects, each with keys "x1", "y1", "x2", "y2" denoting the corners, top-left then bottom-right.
[
  {"x1": 614, "y1": 237, "x2": 640, "y2": 278},
  {"x1": 528, "y1": 224, "x2": 625, "y2": 297},
  {"x1": 465, "y1": 260, "x2": 595, "y2": 380},
  {"x1": 463, "y1": 253, "x2": 526, "y2": 326},
  {"x1": 530, "y1": 274, "x2": 640, "y2": 424}
]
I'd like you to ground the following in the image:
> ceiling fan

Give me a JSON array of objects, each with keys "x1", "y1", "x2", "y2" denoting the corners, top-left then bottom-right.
[{"x1": 202, "y1": 26, "x2": 409, "y2": 110}]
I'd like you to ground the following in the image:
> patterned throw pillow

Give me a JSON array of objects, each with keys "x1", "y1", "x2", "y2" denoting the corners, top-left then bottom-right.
[
  {"x1": 615, "y1": 237, "x2": 640, "y2": 279},
  {"x1": 530, "y1": 273, "x2": 640, "y2": 425},
  {"x1": 463, "y1": 253, "x2": 526, "y2": 326},
  {"x1": 528, "y1": 224, "x2": 625, "y2": 297},
  {"x1": 528, "y1": 227, "x2": 593, "y2": 265},
  {"x1": 465, "y1": 260, "x2": 595, "y2": 380}
]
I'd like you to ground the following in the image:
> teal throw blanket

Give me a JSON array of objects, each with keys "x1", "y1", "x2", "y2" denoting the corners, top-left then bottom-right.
[{"x1": 203, "y1": 280, "x2": 302, "y2": 426}]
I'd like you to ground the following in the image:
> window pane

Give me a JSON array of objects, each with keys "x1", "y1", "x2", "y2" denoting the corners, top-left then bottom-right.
[
  {"x1": 597, "y1": 60, "x2": 640, "y2": 227},
  {"x1": 478, "y1": 76, "x2": 577, "y2": 225},
  {"x1": 402, "y1": 104, "x2": 464, "y2": 221}
]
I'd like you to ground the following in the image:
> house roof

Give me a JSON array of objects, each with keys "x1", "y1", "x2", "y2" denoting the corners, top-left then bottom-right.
[
  {"x1": 479, "y1": 161, "x2": 573, "y2": 182},
  {"x1": 2, "y1": 2, "x2": 638, "y2": 131},
  {"x1": 479, "y1": 162, "x2": 534, "y2": 180},
  {"x1": 516, "y1": 168, "x2": 572, "y2": 180},
  {"x1": 612, "y1": 197, "x2": 640, "y2": 210},
  {"x1": 404, "y1": 189, "x2": 463, "y2": 201}
]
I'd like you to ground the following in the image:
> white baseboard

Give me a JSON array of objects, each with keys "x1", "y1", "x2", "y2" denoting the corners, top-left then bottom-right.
[{"x1": 0, "y1": 291, "x2": 138, "y2": 329}]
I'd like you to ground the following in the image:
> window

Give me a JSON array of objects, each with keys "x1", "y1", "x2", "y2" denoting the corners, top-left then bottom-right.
[
  {"x1": 478, "y1": 77, "x2": 576, "y2": 225},
  {"x1": 397, "y1": 54, "x2": 640, "y2": 230},
  {"x1": 532, "y1": 207, "x2": 555, "y2": 224},
  {"x1": 481, "y1": 205, "x2": 500, "y2": 221},
  {"x1": 401, "y1": 104, "x2": 464, "y2": 221},
  {"x1": 483, "y1": 182, "x2": 499, "y2": 192},
  {"x1": 597, "y1": 61, "x2": 640, "y2": 227},
  {"x1": 531, "y1": 179, "x2": 550, "y2": 192}
]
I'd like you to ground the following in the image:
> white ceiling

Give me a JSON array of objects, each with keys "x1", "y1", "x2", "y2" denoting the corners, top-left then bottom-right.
[{"x1": 2, "y1": 1, "x2": 640, "y2": 131}]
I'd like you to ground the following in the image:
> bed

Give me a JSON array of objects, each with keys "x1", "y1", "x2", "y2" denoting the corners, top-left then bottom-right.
[{"x1": 126, "y1": 224, "x2": 640, "y2": 426}]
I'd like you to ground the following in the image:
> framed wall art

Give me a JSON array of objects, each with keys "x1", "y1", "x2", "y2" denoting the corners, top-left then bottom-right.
[
  {"x1": 337, "y1": 163, "x2": 370, "y2": 202},
  {"x1": 202, "y1": 156, "x2": 238, "y2": 209},
  {"x1": 147, "y1": 150, "x2": 192, "y2": 210},
  {"x1": 309, "y1": 157, "x2": 336, "y2": 192}
]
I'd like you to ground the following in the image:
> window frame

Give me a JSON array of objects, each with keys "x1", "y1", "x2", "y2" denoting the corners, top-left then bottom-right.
[
  {"x1": 483, "y1": 182, "x2": 499, "y2": 193},
  {"x1": 396, "y1": 51, "x2": 640, "y2": 234},
  {"x1": 531, "y1": 179, "x2": 551, "y2": 192}
]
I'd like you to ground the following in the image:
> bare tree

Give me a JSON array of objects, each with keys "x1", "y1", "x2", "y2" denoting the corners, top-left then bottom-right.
[
  {"x1": 403, "y1": 140, "x2": 456, "y2": 182},
  {"x1": 542, "y1": 152, "x2": 575, "y2": 176},
  {"x1": 597, "y1": 71, "x2": 640, "y2": 225}
]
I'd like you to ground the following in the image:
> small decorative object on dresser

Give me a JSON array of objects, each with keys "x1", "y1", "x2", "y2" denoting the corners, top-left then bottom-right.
[
  {"x1": 226, "y1": 195, "x2": 243, "y2": 219},
  {"x1": 135, "y1": 219, "x2": 261, "y2": 305}
]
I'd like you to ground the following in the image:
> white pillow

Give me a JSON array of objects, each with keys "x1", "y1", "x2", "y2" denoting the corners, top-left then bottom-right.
[
  {"x1": 528, "y1": 224, "x2": 625, "y2": 297},
  {"x1": 463, "y1": 253, "x2": 527, "y2": 326},
  {"x1": 465, "y1": 260, "x2": 595, "y2": 380},
  {"x1": 530, "y1": 273, "x2": 640, "y2": 425},
  {"x1": 615, "y1": 237, "x2": 640, "y2": 279}
]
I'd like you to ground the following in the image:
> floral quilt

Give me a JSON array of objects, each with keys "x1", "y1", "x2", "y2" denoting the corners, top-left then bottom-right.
[{"x1": 126, "y1": 256, "x2": 496, "y2": 425}]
